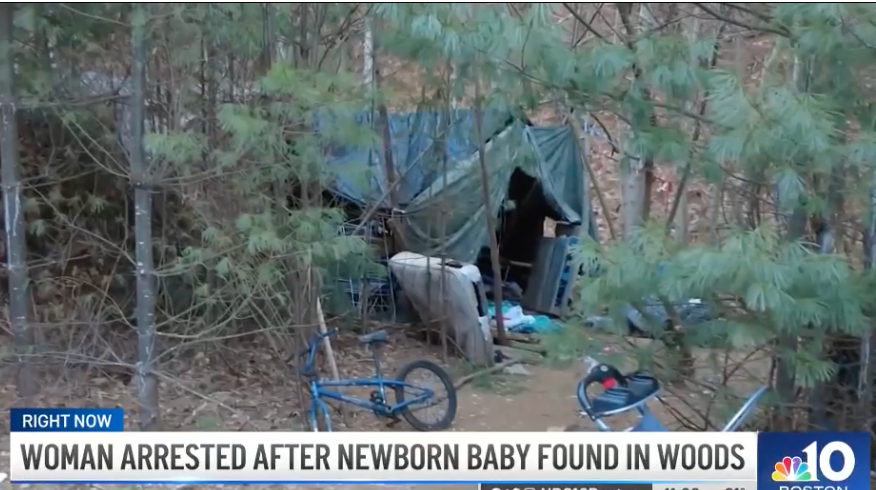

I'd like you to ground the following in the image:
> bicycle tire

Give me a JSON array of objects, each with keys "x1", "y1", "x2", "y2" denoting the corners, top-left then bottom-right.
[
  {"x1": 308, "y1": 396, "x2": 333, "y2": 432},
  {"x1": 394, "y1": 359, "x2": 457, "y2": 431}
]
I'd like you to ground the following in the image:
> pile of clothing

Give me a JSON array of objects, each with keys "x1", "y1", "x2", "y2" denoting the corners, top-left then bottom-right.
[{"x1": 487, "y1": 301, "x2": 559, "y2": 334}]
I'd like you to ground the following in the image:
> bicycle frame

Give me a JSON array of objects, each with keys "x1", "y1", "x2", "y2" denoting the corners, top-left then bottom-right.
[
  {"x1": 310, "y1": 377, "x2": 435, "y2": 415},
  {"x1": 296, "y1": 329, "x2": 438, "y2": 431}
]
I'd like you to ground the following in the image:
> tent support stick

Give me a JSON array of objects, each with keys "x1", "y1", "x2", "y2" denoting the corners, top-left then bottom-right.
[{"x1": 473, "y1": 78, "x2": 508, "y2": 346}]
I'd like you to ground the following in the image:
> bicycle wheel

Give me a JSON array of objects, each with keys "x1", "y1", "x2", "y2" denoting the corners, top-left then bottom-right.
[
  {"x1": 308, "y1": 396, "x2": 333, "y2": 432},
  {"x1": 394, "y1": 359, "x2": 457, "y2": 431}
]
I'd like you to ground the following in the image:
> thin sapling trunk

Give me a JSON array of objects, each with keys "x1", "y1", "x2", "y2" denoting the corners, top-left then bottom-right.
[
  {"x1": 131, "y1": 3, "x2": 160, "y2": 430},
  {"x1": 473, "y1": 78, "x2": 507, "y2": 346},
  {"x1": 0, "y1": 3, "x2": 36, "y2": 401}
]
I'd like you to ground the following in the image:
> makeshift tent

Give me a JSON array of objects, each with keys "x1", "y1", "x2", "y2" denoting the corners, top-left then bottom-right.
[{"x1": 323, "y1": 109, "x2": 598, "y2": 264}]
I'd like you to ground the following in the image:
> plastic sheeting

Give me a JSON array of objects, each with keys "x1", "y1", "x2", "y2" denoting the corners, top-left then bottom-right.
[
  {"x1": 400, "y1": 122, "x2": 527, "y2": 262},
  {"x1": 409, "y1": 123, "x2": 593, "y2": 262},
  {"x1": 324, "y1": 111, "x2": 595, "y2": 263},
  {"x1": 321, "y1": 109, "x2": 509, "y2": 207}
]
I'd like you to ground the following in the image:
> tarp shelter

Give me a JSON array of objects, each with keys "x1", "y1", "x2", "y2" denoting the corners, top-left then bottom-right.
[{"x1": 323, "y1": 109, "x2": 598, "y2": 264}]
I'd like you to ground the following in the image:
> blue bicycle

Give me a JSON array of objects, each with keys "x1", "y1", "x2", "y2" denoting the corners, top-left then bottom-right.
[{"x1": 289, "y1": 329, "x2": 458, "y2": 432}]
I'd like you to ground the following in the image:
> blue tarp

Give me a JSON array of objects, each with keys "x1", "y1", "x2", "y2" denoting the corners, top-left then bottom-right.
[{"x1": 321, "y1": 109, "x2": 508, "y2": 207}]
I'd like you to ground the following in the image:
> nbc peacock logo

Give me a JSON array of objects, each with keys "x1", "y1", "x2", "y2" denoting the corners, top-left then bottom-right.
[{"x1": 772, "y1": 456, "x2": 812, "y2": 482}]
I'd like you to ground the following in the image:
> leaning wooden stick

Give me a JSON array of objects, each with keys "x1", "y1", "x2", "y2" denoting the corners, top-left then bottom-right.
[{"x1": 316, "y1": 297, "x2": 346, "y2": 425}]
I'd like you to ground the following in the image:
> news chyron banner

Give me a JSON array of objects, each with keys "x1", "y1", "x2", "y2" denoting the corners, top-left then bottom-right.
[{"x1": 9, "y1": 408, "x2": 869, "y2": 489}]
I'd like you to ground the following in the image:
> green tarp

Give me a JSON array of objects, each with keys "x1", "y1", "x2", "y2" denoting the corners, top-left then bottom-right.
[{"x1": 399, "y1": 121, "x2": 593, "y2": 262}]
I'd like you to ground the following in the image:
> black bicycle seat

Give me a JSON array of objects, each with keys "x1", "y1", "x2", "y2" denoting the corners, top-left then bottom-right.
[
  {"x1": 578, "y1": 364, "x2": 661, "y2": 418},
  {"x1": 358, "y1": 330, "x2": 389, "y2": 345}
]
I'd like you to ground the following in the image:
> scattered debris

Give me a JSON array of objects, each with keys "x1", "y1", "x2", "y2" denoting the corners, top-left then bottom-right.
[{"x1": 503, "y1": 363, "x2": 532, "y2": 376}]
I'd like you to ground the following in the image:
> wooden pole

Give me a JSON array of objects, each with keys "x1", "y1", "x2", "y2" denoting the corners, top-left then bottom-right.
[
  {"x1": 316, "y1": 298, "x2": 340, "y2": 381},
  {"x1": 473, "y1": 78, "x2": 507, "y2": 346},
  {"x1": 315, "y1": 297, "x2": 346, "y2": 425}
]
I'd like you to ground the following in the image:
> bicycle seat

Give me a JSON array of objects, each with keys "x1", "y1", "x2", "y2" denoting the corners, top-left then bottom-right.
[{"x1": 358, "y1": 330, "x2": 389, "y2": 345}]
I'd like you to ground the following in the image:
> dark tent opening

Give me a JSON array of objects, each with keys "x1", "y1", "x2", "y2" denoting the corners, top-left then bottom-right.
[{"x1": 477, "y1": 167, "x2": 564, "y2": 295}]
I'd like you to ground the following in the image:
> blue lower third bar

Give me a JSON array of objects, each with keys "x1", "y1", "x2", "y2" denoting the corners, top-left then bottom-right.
[{"x1": 11, "y1": 408, "x2": 124, "y2": 432}]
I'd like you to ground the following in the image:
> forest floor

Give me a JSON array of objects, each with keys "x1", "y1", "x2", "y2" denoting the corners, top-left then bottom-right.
[{"x1": 0, "y1": 325, "x2": 772, "y2": 490}]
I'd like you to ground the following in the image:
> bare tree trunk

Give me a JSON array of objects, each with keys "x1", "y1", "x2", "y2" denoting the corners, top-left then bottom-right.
[
  {"x1": 423, "y1": 90, "x2": 434, "y2": 345},
  {"x1": 202, "y1": 13, "x2": 219, "y2": 327},
  {"x1": 473, "y1": 78, "x2": 507, "y2": 346},
  {"x1": 439, "y1": 60, "x2": 452, "y2": 362},
  {"x1": 863, "y1": 172, "x2": 876, "y2": 434},
  {"x1": 674, "y1": 12, "x2": 699, "y2": 244},
  {"x1": 362, "y1": 18, "x2": 373, "y2": 87},
  {"x1": 620, "y1": 152, "x2": 644, "y2": 236},
  {"x1": 0, "y1": 2, "x2": 36, "y2": 402},
  {"x1": 636, "y1": 3, "x2": 657, "y2": 224},
  {"x1": 131, "y1": 3, "x2": 159, "y2": 430},
  {"x1": 616, "y1": 3, "x2": 655, "y2": 236},
  {"x1": 372, "y1": 26, "x2": 406, "y2": 253}
]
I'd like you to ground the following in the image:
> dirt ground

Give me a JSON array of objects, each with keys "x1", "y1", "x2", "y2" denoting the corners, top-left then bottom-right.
[{"x1": 0, "y1": 329, "x2": 771, "y2": 490}]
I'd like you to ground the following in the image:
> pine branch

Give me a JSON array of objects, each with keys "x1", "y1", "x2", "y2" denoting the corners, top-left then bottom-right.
[
  {"x1": 717, "y1": 3, "x2": 776, "y2": 26},
  {"x1": 572, "y1": 3, "x2": 606, "y2": 48},
  {"x1": 693, "y1": 3, "x2": 789, "y2": 38},
  {"x1": 562, "y1": 2, "x2": 611, "y2": 44}
]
